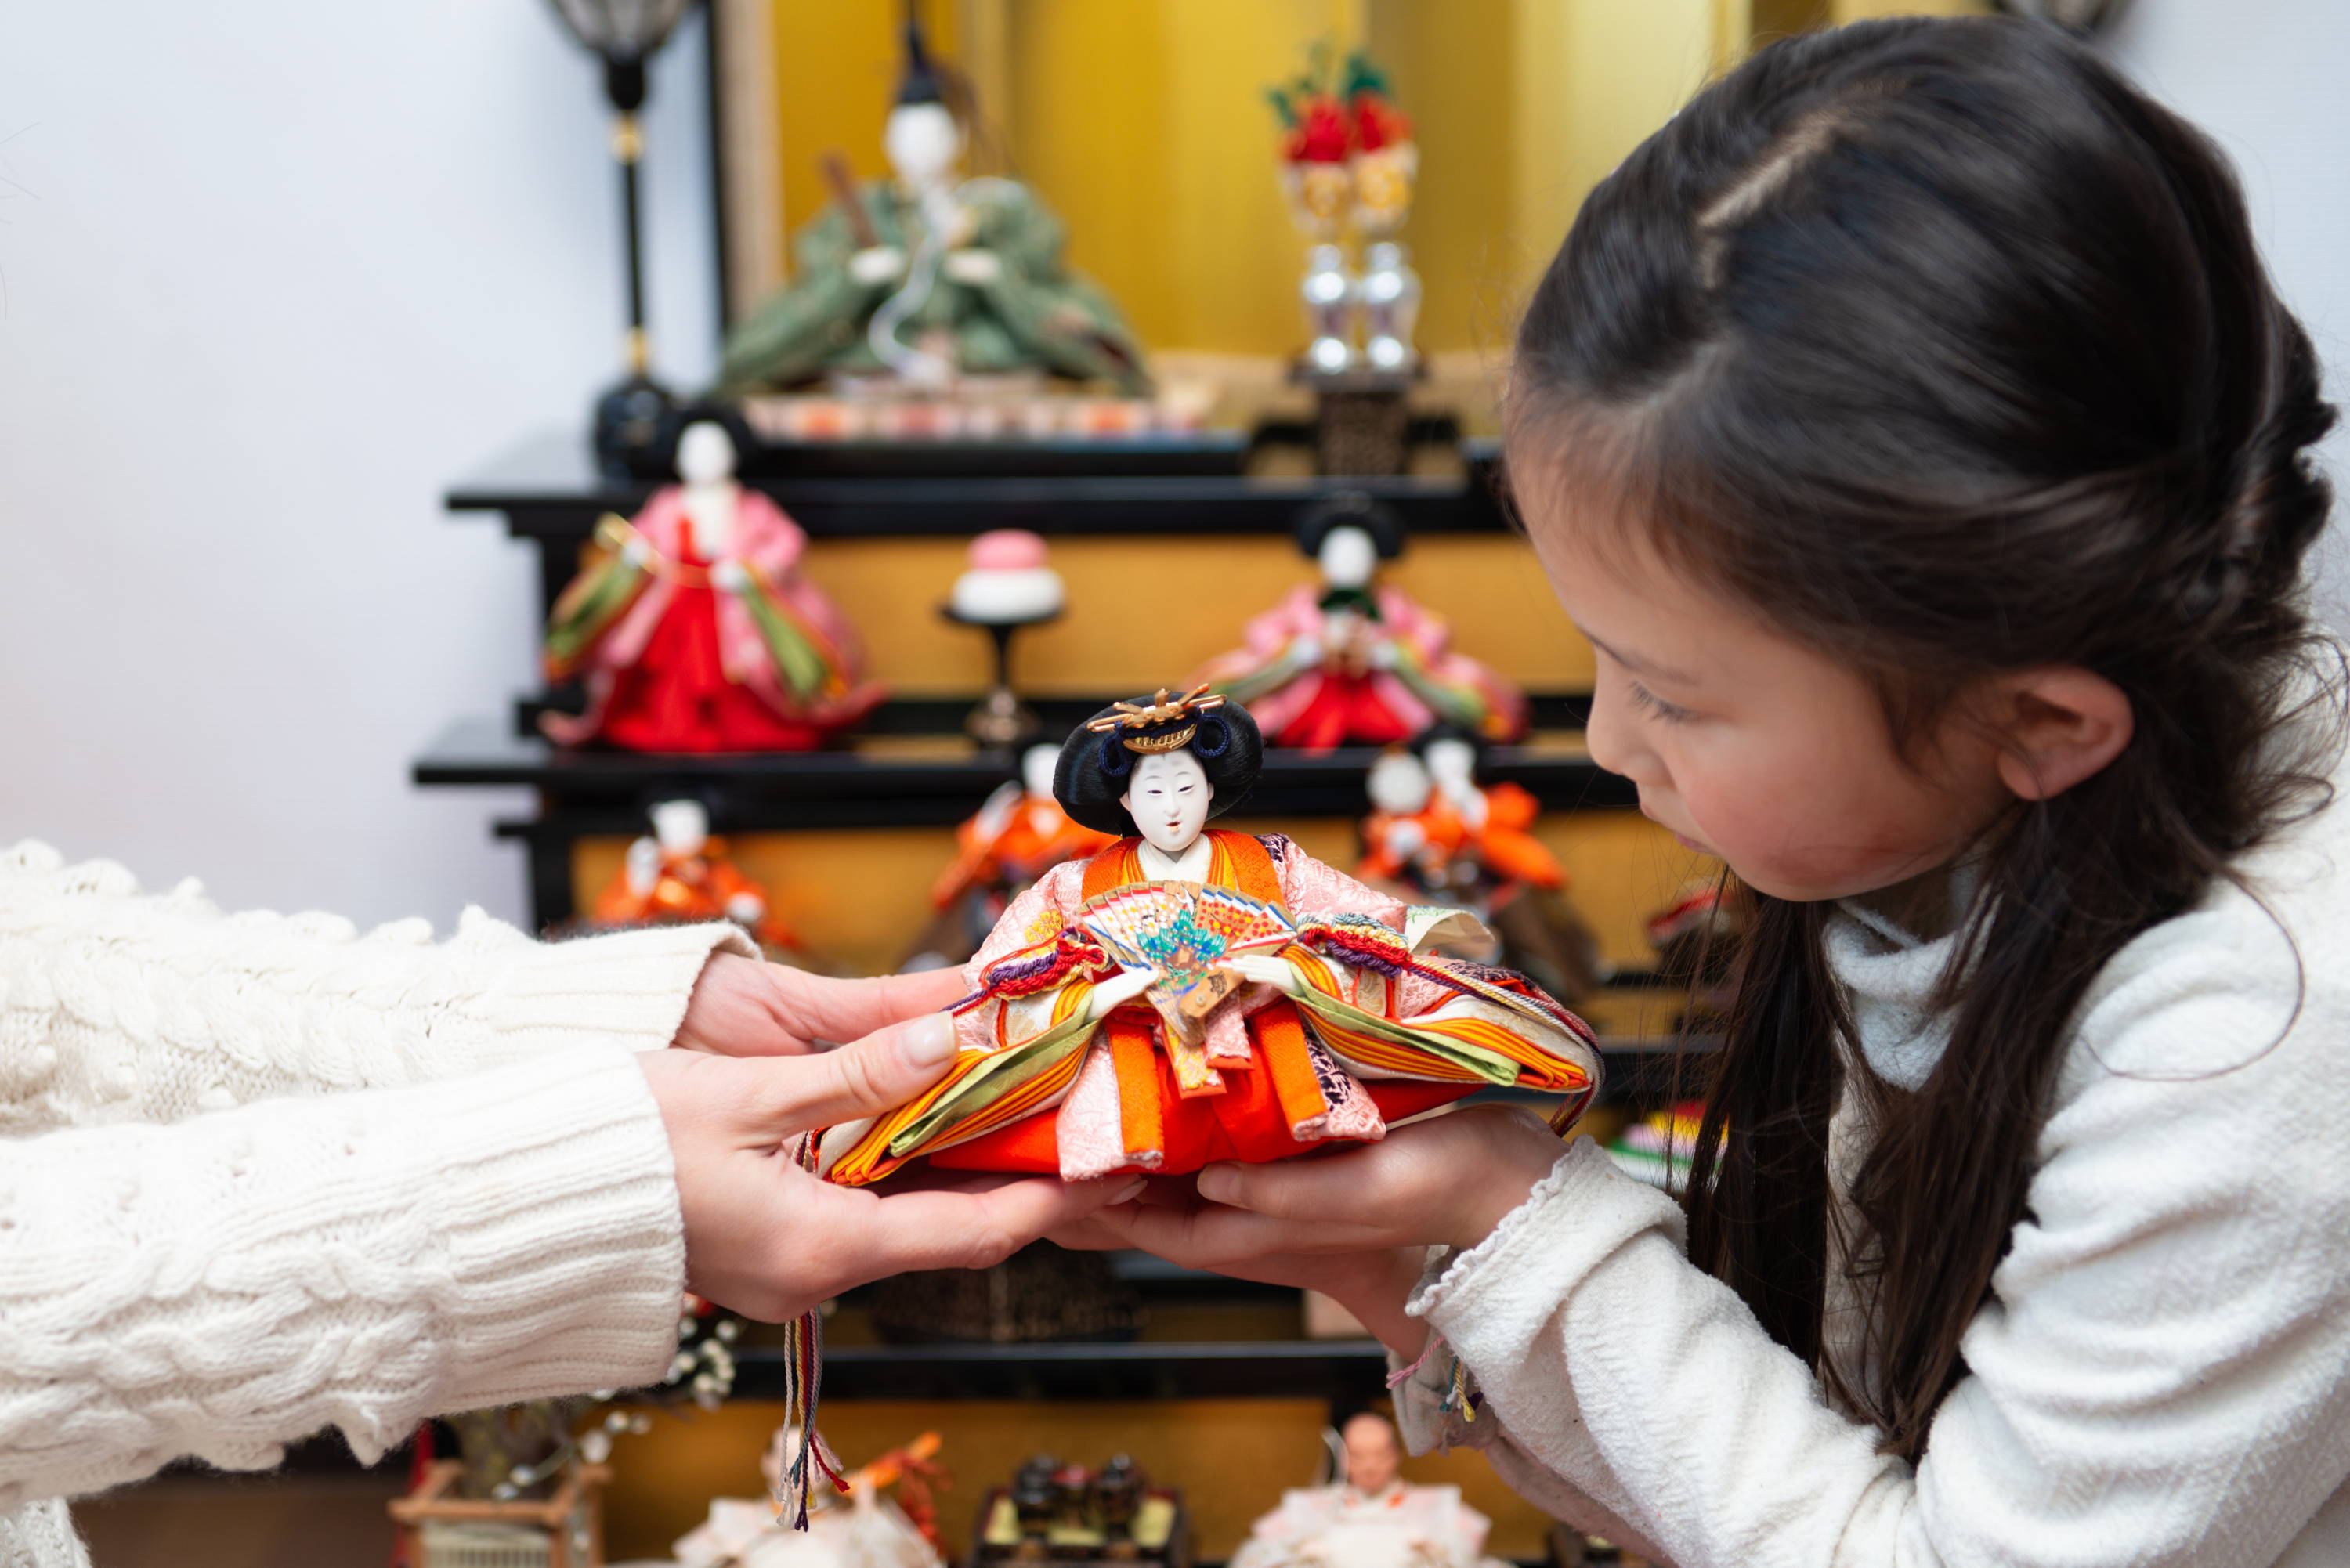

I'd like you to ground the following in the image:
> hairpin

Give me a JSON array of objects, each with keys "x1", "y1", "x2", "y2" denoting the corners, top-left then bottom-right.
[{"x1": 1086, "y1": 685, "x2": 1228, "y2": 753}]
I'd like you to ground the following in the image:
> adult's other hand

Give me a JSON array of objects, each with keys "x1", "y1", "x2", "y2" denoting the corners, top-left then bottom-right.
[
  {"x1": 674, "y1": 956, "x2": 965, "y2": 1058},
  {"x1": 640, "y1": 1013, "x2": 1133, "y2": 1321}
]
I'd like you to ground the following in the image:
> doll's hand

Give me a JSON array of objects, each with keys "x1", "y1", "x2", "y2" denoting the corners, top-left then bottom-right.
[
  {"x1": 1366, "y1": 638, "x2": 1400, "y2": 670},
  {"x1": 1289, "y1": 634, "x2": 1325, "y2": 667},
  {"x1": 673, "y1": 956, "x2": 966, "y2": 1057},
  {"x1": 1086, "y1": 1104, "x2": 1567, "y2": 1263},
  {"x1": 1086, "y1": 966, "x2": 1159, "y2": 1021},
  {"x1": 1227, "y1": 954, "x2": 1302, "y2": 994},
  {"x1": 621, "y1": 538, "x2": 656, "y2": 569},
  {"x1": 626, "y1": 836, "x2": 661, "y2": 898},
  {"x1": 710, "y1": 558, "x2": 752, "y2": 594},
  {"x1": 723, "y1": 892, "x2": 766, "y2": 927},
  {"x1": 1383, "y1": 820, "x2": 1427, "y2": 859},
  {"x1": 943, "y1": 247, "x2": 1004, "y2": 285},
  {"x1": 849, "y1": 244, "x2": 908, "y2": 285},
  {"x1": 639, "y1": 1030, "x2": 1139, "y2": 1321}
]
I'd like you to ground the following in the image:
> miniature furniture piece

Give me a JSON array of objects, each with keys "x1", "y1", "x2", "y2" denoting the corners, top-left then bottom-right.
[{"x1": 389, "y1": 1459, "x2": 610, "y2": 1568}]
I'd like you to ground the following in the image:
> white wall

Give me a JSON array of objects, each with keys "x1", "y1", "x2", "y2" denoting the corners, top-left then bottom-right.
[
  {"x1": 0, "y1": 2, "x2": 718, "y2": 928},
  {"x1": 0, "y1": 2, "x2": 2340, "y2": 932},
  {"x1": 2102, "y1": 0, "x2": 2350, "y2": 618}
]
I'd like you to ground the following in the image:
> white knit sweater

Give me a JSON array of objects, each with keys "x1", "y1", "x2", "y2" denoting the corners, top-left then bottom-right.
[
  {"x1": 1394, "y1": 747, "x2": 2350, "y2": 1566},
  {"x1": 0, "y1": 841, "x2": 755, "y2": 1568}
]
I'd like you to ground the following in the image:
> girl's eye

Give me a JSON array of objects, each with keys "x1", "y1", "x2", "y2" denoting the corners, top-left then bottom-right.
[{"x1": 1627, "y1": 680, "x2": 1694, "y2": 724}]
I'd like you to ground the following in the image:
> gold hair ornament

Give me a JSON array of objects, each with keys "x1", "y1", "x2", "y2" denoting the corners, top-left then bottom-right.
[{"x1": 1086, "y1": 685, "x2": 1228, "y2": 753}]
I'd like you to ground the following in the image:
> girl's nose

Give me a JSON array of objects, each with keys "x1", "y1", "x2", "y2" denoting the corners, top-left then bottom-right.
[{"x1": 1585, "y1": 681, "x2": 1660, "y2": 787}]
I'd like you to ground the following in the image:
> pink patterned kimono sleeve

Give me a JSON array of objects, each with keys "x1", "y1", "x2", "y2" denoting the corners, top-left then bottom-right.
[
  {"x1": 951, "y1": 859, "x2": 1090, "y2": 1054},
  {"x1": 1271, "y1": 836, "x2": 1408, "y2": 930}
]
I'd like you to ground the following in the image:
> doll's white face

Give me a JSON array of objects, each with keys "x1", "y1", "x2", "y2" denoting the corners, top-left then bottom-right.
[
  {"x1": 1342, "y1": 1414, "x2": 1401, "y2": 1495},
  {"x1": 1318, "y1": 526, "x2": 1379, "y2": 591},
  {"x1": 1022, "y1": 742, "x2": 1061, "y2": 800},
  {"x1": 1119, "y1": 750, "x2": 1215, "y2": 856},
  {"x1": 884, "y1": 103, "x2": 964, "y2": 188},
  {"x1": 649, "y1": 799, "x2": 710, "y2": 856},
  {"x1": 1366, "y1": 750, "x2": 1432, "y2": 815},
  {"x1": 1423, "y1": 738, "x2": 1478, "y2": 793},
  {"x1": 675, "y1": 422, "x2": 737, "y2": 486}
]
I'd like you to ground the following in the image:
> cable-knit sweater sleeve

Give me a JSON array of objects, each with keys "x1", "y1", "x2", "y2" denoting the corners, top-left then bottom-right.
[
  {"x1": 0, "y1": 1045, "x2": 688, "y2": 1508},
  {"x1": 1389, "y1": 867, "x2": 2350, "y2": 1567},
  {"x1": 0, "y1": 839, "x2": 762, "y2": 1514},
  {"x1": 0, "y1": 840, "x2": 758, "y2": 1134}
]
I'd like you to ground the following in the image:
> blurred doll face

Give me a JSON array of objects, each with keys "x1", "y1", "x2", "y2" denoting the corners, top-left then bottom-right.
[
  {"x1": 649, "y1": 799, "x2": 710, "y2": 857},
  {"x1": 885, "y1": 103, "x2": 964, "y2": 187},
  {"x1": 1423, "y1": 737, "x2": 1478, "y2": 793},
  {"x1": 1342, "y1": 1414, "x2": 1401, "y2": 1495},
  {"x1": 1317, "y1": 526, "x2": 1379, "y2": 591},
  {"x1": 1519, "y1": 483, "x2": 2010, "y2": 904},
  {"x1": 1021, "y1": 742, "x2": 1061, "y2": 800},
  {"x1": 1366, "y1": 750, "x2": 1433, "y2": 815},
  {"x1": 675, "y1": 421, "x2": 737, "y2": 486},
  {"x1": 1120, "y1": 750, "x2": 1215, "y2": 855}
]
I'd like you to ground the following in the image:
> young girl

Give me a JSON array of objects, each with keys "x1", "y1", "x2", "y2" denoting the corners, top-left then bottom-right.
[{"x1": 1075, "y1": 17, "x2": 2350, "y2": 1565}]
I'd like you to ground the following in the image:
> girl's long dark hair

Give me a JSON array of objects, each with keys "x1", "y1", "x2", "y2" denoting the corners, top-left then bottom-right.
[{"x1": 1509, "y1": 17, "x2": 2338, "y2": 1458}]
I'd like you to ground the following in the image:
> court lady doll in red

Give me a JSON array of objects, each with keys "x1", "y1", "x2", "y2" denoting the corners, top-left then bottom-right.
[
  {"x1": 815, "y1": 686, "x2": 1596, "y2": 1187},
  {"x1": 542, "y1": 409, "x2": 884, "y2": 753}
]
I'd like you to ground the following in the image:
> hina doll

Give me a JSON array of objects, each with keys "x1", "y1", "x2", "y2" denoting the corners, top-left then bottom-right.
[
  {"x1": 1190, "y1": 501, "x2": 1528, "y2": 753},
  {"x1": 903, "y1": 742, "x2": 1117, "y2": 972},
  {"x1": 591, "y1": 798, "x2": 801, "y2": 958},
  {"x1": 814, "y1": 686, "x2": 1596, "y2": 1188},
  {"x1": 543, "y1": 414, "x2": 884, "y2": 753},
  {"x1": 1231, "y1": 1414, "x2": 1506, "y2": 1568},
  {"x1": 718, "y1": 20, "x2": 1148, "y2": 396},
  {"x1": 674, "y1": 1426, "x2": 945, "y2": 1568},
  {"x1": 1356, "y1": 731, "x2": 1603, "y2": 1003}
]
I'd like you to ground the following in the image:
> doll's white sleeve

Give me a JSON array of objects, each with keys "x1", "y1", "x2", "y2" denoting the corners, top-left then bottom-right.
[{"x1": 0, "y1": 840, "x2": 754, "y2": 1135}]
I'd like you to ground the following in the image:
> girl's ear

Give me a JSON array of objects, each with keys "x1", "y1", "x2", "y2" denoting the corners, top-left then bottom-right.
[{"x1": 1988, "y1": 667, "x2": 2135, "y2": 801}]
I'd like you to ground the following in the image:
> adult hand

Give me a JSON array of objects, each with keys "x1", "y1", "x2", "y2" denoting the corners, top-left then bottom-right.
[
  {"x1": 674, "y1": 956, "x2": 966, "y2": 1058},
  {"x1": 639, "y1": 1021, "x2": 1137, "y2": 1321}
]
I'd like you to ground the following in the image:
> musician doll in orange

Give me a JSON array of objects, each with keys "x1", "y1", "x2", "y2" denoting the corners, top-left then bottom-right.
[
  {"x1": 813, "y1": 687, "x2": 1598, "y2": 1188},
  {"x1": 591, "y1": 797, "x2": 802, "y2": 959},
  {"x1": 1356, "y1": 728, "x2": 1603, "y2": 1003},
  {"x1": 902, "y1": 742, "x2": 1117, "y2": 972}
]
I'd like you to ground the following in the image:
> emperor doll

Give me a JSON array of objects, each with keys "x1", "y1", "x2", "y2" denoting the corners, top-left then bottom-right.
[{"x1": 814, "y1": 687, "x2": 1597, "y2": 1187}]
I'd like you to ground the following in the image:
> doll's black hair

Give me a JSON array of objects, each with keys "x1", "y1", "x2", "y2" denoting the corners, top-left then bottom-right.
[
  {"x1": 1295, "y1": 494, "x2": 1406, "y2": 561},
  {"x1": 1054, "y1": 698, "x2": 1264, "y2": 836}
]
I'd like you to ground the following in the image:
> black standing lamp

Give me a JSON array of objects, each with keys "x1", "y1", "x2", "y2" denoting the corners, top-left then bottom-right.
[{"x1": 548, "y1": 0, "x2": 698, "y2": 480}]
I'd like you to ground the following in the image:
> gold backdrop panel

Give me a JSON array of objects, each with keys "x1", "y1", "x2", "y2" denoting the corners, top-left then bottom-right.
[
  {"x1": 572, "y1": 811, "x2": 1712, "y2": 978},
  {"x1": 601, "y1": 1397, "x2": 1563, "y2": 1563},
  {"x1": 787, "y1": 533, "x2": 1595, "y2": 699}
]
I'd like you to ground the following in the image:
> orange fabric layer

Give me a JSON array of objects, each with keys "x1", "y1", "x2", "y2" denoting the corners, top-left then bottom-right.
[
  {"x1": 1108, "y1": 1014, "x2": 1165, "y2": 1160},
  {"x1": 927, "y1": 1057, "x2": 1477, "y2": 1178},
  {"x1": 1079, "y1": 830, "x2": 1282, "y2": 904}
]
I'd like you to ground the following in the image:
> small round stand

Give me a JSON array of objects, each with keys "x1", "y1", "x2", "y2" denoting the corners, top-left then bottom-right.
[{"x1": 942, "y1": 605, "x2": 1062, "y2": 751}]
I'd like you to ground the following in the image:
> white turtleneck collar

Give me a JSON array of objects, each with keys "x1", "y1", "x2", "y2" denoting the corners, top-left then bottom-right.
[{"x1": 1824, "y1": 864, "x2": 1982, "y2": 1093}]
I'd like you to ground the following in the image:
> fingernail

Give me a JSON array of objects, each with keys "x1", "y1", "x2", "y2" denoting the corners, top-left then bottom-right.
[
  {"x1": 1111, "y1": 1178, "x2": 1146, "y2": 1205},
  {"x1": 902, "y1": 1013, "x2": 956, "y2": 1068}
]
